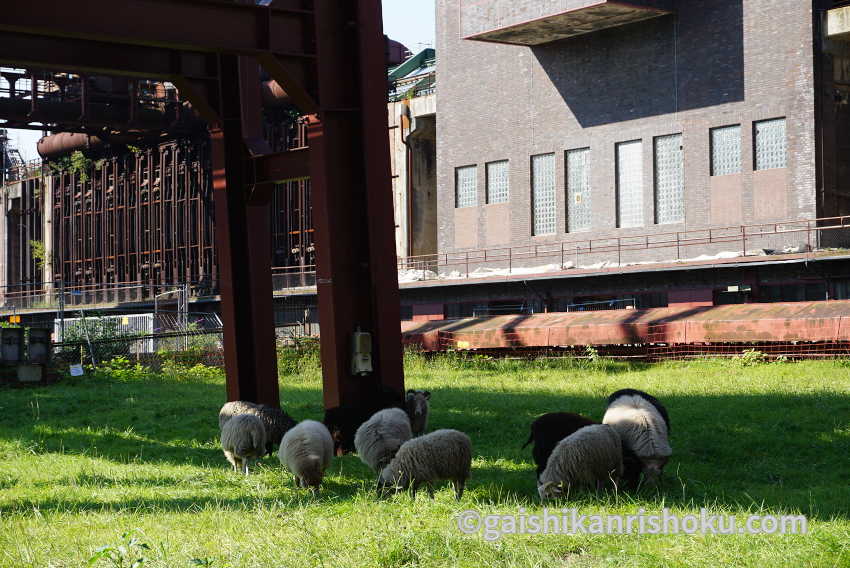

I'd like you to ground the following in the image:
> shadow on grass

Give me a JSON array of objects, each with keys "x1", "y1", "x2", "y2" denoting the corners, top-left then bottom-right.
[{"x1": 1, "y1": 369, "x2": 848, "y2": 519}]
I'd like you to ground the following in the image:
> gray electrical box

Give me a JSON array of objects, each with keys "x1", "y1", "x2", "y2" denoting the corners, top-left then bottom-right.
[
  {"x1": 27, "y1": 328, "x2": 51, "y2": 364},
  {"x1": 0, "y1": 328, "x2": 24, "y2": 362}
]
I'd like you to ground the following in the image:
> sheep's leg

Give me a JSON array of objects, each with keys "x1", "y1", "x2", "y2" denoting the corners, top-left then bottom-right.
[
  {"x1": 411, "y1": 481, "x2": 419, "y2": 499},
  {"x1": 243, "y1": 460, "x2": 250, "y2": 476},
  {"x1": 454, "y1": 479, "x2": 465, "y2": 500},
  {"x1": 427, "y1": 483, "x2": 435, "y2": 499}
]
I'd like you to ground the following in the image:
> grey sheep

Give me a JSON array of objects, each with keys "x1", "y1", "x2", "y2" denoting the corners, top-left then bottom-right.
[
  {"x1": 278, "y1": 419, "x2": 334, "y2": 492},
  {"x1": 354, "y1": 407, "x2": 413, "y2": 473},
  {"x1": 219, "y1": 400, "x2": 296, "y2": 456},
  {"x1": 220, "y1": 413, "x2": 267, "y2": 476},
  {"x1": 378, "y1": 428, "x2": 471, "y2": 499},
  {"x1": 538, "y1": 424, "x2": 622, "y2": 501},
  {"x1": 405, "y1": 389, "x2": 431, "y2": 435},
  {"x1": 603, "y1": 390, "x2": 671, "y2": 484}
]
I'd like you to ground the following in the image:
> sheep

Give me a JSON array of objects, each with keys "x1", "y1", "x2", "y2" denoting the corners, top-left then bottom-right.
[
  {"x1": 522, "y1": 412, "x2": 598, "y2": 480},
  {"x1": 378, "y1": 429, "x2": 472, "y2": 500},
  {"x1": 523, "y1": 412, "x2": 644, "y2": 489},
  {"x1": 278, "y1": 419, "x2": 334, "y2": 492},
  {"x1": 603, "y1": 389, "x2": 672, "y2": 484},
  {"x1": 354, "y1": 407, "x2": 413, "y2": 474},
  {"x1": 219, "y1": 400, "x2": 296, "y2": 457},
  {"x1": 537, "y1": 424, "x2": 623, "y2": 501},
  {"x1": 606, "y1": 388, "x2": 670, "y2": 431},
  {"x1": 324, "y1": 386, "x2": 405, "y2": 454},
  {"x1": 220, "y1": 413, "x2": 267, "y2": 475},
  {"x1": 405, "y1": 389, "x2": 431, "y2": 435}
]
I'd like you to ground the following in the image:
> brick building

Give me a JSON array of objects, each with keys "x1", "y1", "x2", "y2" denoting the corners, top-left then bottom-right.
[{"x1": 436, "y1": 0, "x2": 848, "y2": 259}]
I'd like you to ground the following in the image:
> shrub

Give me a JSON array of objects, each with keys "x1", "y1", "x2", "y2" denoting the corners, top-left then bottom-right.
[{"x1": 737, "y1": 348, "x2": 767, "y2": 367}]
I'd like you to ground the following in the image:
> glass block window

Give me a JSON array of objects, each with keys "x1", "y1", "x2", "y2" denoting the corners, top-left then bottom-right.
[
  {"x1": 531, "y1": 153, "x2": 556, "y2": 235},
  {"x1": 711, "y1": 125, "x2": 741, "y2": 176},
  {"x1": 455, "y1": 165, "x2": 477, "y2": 208},
  {"x1": 486, "y1": 160, "x2": 509, "y2": 204},
  {"x1": 616, "y1": 140, "x2": 644, "y2": 228},
  {"x1": 754, "y1": 118, "x2": 787, "y2": 171},
  {"x1": 654, "y1": 133, "x2": 684, "y2": 225},
  {"x1": 565, "y1": 148, "x2": 591, "y2": 232}
]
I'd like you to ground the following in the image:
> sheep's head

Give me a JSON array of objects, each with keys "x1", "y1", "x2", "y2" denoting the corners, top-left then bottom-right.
[
  {"x1": 300, "y1": 456, "x2": 325, "y2": 489},
  {"x1": 537, "y1": 481, "x2": 564, "y2": 501},
  {"x1": 376, "y1": 466, "x2": 409, "y2": 496},
  {"x1": 641, "y1": 456, "x2": 669, "y2": 485},
  {"x1": 406, "y1": 390, "x2": 430, "y2": 413}
]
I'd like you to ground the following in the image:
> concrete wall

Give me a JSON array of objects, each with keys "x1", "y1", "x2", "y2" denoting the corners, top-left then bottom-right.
[{"x1": 437, "y1": 0, "x2": 819, "y2": 260}]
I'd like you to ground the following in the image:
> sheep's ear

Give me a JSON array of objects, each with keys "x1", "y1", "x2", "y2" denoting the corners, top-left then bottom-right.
[{"x1": 423, "y1": 391, "x2": 431, "y2": 400}]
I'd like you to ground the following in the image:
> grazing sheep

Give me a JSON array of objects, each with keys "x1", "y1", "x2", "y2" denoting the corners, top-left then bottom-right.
[
  {"x1": 324, "y1": 386, "x2": 405, "y2": 454},
  {"x1": 220, "y1": 413, "x2": 267, "y2": 475},
  {"x1": 354, "y1": 408, "x2": 413, "y2": 473},
  {"x1": 522, "y1": 412, "x2": 598, "y2": 480},
  {"x1": 378, "y1": 429, "x2": 472, "y2": 499},
  {"x1": 537, "y1": 424, "x2": 622, "y2": 501},
  {"x1": 603, "y1": 389, "x2": 672, "y2": 484},
  {"x1": 405, "y1": 390, "x2": 431, "y2": 435},
  {"x1": 279, "y1": 419, "x2": 334, "y2": 491},
  {"x1": 606, "y1": 389, "x2": 670, "y2": 431},
  {"x1": 219, "y1": 400, "x2": 296, "y2": 456}
]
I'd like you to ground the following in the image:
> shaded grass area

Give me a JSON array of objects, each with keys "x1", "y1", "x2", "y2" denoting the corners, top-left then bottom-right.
[{"x1": 0, "y1": 354, "x2": 848, "y2": 567}]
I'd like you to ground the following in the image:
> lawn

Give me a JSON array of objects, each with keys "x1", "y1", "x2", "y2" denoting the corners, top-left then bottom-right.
[{"x1": 0, "y1": 353, "x2": 848, "y2": 567}]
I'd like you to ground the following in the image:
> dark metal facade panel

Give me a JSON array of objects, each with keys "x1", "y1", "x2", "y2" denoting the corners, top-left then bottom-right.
[{"x1": 50, "y1": 138, "x2": 216, "y2": 293}]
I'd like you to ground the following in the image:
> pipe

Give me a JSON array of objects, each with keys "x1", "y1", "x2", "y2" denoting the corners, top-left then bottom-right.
[
  {"x1": 37, "y1": 132, "x2": 103, "y2": 159},
  {"x1": 399, "y1": 103, "x2": 413, "y2": 258}
]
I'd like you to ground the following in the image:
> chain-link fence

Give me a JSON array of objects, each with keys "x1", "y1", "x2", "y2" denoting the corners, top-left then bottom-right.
[{"x1": 53, "y1": 327, "x2": 226, "y2": 370}]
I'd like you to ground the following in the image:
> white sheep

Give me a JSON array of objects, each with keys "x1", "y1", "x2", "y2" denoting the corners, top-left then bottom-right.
[
  {"x1": 219, "y1": 400, "x2": 296, "y2": 456},
  {"x1": 220, "y1": 413, "x2": 267, "y2": 476},
  {"x1": 602, "y1": 390, "x2": 672, "y2": 483},
  {"x1": 378, "y1": 428, "x2": 471, "y2": 499},
  {"x1": 354, "y1": 408, "x2": 413, "y2": 473},
  {"x1": 405, "y1": 390, "x2": 431, "y2": 435},
  {"x1": 537, "y1": 424, "x2": 623, "y2": 501},
  {"x1": 278, "y1": 419, "x2": 334, "y2": 492}
]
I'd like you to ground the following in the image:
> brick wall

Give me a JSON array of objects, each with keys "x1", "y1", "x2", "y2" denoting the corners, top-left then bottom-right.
[{"x1": 436, "y1": 0, "x2": 819, "y2": 260}]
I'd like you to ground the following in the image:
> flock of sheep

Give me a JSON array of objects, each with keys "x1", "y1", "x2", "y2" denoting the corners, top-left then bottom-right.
[{"x1": 218, "y1": 387, "x2": 672, "y2": 500}]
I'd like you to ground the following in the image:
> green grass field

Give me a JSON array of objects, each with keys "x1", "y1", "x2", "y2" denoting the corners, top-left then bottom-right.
[{"x1": 0, "y1": 353, "x2": 848, "y2": 567}]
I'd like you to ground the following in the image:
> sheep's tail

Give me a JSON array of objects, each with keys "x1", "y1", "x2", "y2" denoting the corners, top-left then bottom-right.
[{"x1": 521, "y1": 429, "x2": 534, "y2": 450}]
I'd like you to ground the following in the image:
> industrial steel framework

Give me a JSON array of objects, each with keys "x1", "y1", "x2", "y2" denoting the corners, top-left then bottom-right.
[{"x1": 0, "y1": 0, "x2": 404, "y2": 437}]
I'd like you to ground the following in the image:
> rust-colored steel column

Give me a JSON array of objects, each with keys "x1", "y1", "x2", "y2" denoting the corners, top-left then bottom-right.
[
  {"x1": 310, "y1": 0, "x2": 405, "y2": 449},
  {"x1": 211, "y1": 53, "x2": 279, "y2": 407}
]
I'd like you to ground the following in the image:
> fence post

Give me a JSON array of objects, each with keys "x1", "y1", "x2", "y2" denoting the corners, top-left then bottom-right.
[
  {"x1": 508, "y1": 248, "x2": 512, "y2": 274},
  {"x1": 676, "y1": 232, "x2": 681, "y2": 261},
  {"x1": 807, "y1": 220, "x2": 813, "y2": 253},
  {"x1": 617, "y1": 238, "x2": 621, "y2": 268},
  {"x1": 561, "y1": 242, "x2": 565, "y2": 269},
  {"x1": 465, "y1": 251, "x2": 469, "y2": 278},
  {"x1": 741, "y1": 225, "x2": 747, "y2": 256}
]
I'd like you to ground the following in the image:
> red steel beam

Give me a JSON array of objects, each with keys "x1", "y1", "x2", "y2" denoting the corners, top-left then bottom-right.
[
  {"x1": 210, "y1": 54, "x2": 280, "y2": 407},
  {"x1": 0, "y1": 1, "x2": 313, "y2": 57},
  {"x1": 309, "y1": 0, "x2": 404, "y2": 448},
  {"x1": 253, "y1": 147, "x2": 311, "y2": 185}
]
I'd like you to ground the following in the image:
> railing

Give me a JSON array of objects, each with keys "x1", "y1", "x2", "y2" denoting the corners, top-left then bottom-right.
[
  {"x1": 396, "y1": 215, "x2": 850, "y2": 282},
  {"x1": 0, "y1": 281, "x2": 204, "y2": 313},
  {"x1": 4, "y1": 158, "x2": 45, "y2": 183},
  {"x1": 272, "y1": 265, "x2": 317, "y2": 292},
  {"x1": 566, "y1": 298, "x2": 636, "y2": 312}
]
